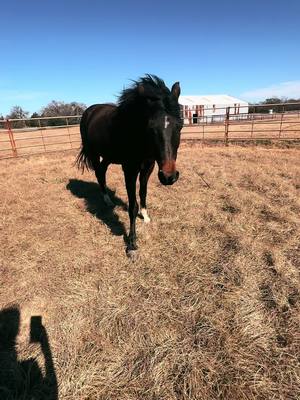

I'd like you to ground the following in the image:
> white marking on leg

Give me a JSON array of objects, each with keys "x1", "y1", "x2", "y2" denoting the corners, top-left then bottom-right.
[
  {"x1": 127, "y1": 249, "x2": 138, "y2": 261},
  {"x1": 141, "y1": 207, "x2": 151, "y2": 223},
  {"x1": 103, "y1": 193, "x2": 114, "y2": 207}
]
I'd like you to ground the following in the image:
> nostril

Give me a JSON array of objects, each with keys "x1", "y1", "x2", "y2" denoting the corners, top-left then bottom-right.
[
  {"x1": 158, "y1": 170, "x2": 179, "y2": 185},
  {"x1": 158, "y1": 170, "x2": 167, "y2": 184},
  {"x1": 171, "y1": 172, "x2": 179, "y2": 183},
  {"x1": 167, "y1": 175, "x2": 177, "y2": 185}
]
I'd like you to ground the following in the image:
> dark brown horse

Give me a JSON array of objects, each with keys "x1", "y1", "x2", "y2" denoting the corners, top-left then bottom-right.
[{"x1": 76, "y1": 75, "x2": 183, "y2": 257}]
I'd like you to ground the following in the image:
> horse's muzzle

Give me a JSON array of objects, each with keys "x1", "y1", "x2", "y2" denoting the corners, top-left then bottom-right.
[{"x1": 158, "y1": 170, "x2": 179, "y2": 185}]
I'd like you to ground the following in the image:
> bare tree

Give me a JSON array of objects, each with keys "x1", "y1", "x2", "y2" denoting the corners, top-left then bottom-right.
[
  {"x1": 41, "y1": 101, "x2": 86, "y2": 125},
  {"x1": 6, "y1": 106, "x2": 29, "y2": 119},
  {"x1": 6, "y1": 106, "x2": 29, "y2": 128}
]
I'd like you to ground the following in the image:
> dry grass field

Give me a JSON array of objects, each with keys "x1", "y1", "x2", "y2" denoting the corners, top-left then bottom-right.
[{"x1": 1, "y1": 144, "x2": 300, "y2": 400}]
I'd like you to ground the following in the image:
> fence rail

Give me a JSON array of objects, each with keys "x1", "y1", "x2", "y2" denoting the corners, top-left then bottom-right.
[{"x1": 1, "y1": 103, "x2": 300, "y2": 159}]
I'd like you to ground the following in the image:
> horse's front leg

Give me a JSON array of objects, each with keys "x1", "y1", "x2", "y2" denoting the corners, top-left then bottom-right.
[
  {"x1": 139, "y1": 160, "x2": 155, "y2": 223},
  {"x1": 123, "y1": 165, "x2": 140, "y2": 257}
]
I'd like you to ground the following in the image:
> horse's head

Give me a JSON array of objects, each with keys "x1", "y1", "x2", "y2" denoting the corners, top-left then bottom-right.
[
  {"x1": 138, "y1": 77, "x2": 183, "y2": 186},
  {"x1": 156, "y1": 98, "x2": 182, "y2": 186}
]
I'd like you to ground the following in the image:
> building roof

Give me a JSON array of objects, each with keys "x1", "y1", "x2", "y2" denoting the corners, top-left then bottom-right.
[{"x1": 179, "y1": 94, "x2": 248, "y2": 106}]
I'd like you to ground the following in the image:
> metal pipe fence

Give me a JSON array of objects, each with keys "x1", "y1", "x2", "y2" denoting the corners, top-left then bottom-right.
[
  {"x1": 0, "y1": 116, "x2": 82, "y2": 159},
  {"x1": 1, "y1": 103, "x2": 300, "y2": 159}
]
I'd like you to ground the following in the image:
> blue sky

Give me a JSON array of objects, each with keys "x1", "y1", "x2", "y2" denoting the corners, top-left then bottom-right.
[{"x1": 1, "y1": 0, "x2": 300, "y2": 115}]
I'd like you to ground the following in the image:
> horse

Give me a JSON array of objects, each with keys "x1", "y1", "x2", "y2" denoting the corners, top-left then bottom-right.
[{"x1": 76, "y1": 74, "x2": 183, "y2": 258}]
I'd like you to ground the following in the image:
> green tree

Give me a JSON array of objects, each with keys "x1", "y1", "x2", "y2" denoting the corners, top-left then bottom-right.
[
  {"x1": 263, "y1": 97, "x2": 282, "y2": 104},
  {"x1": 252, "y1": 97, "x2": 300, "y2": 114},
  {"x1": 27, "y1": 112, "x2": 41, "y2": 128}
]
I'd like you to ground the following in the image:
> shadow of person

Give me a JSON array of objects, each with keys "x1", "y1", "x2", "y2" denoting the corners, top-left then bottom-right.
[
  {"x1": 66, "y1": 179, "x2": 127, "y2": 236},
  {"x1": 0, "y1": 306, "x2": 58, "y2": 400}
]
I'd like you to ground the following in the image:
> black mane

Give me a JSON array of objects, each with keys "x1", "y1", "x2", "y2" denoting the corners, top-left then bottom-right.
[{"x1": 118, "y1": 74, "x2": 181, "y2": 118}]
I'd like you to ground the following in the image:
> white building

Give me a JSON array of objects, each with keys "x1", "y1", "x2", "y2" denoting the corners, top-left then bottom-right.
[{"x1": 179, "y1": 94, "x2": 249, "y2": 124}]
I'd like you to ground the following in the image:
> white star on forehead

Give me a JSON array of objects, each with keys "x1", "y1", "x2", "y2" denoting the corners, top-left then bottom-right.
[{"x1": 164, "y1": 116, "x2": 170, "y2": 129}]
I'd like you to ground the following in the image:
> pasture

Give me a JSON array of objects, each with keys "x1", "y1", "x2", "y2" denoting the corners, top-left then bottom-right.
[{"x1": 1, "y1": 144, "x2": 300, "y2": 399}]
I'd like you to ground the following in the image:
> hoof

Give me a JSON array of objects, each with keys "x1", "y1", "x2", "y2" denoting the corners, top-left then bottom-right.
[
  {"x1": 126, "y1": 249, "x2": 138, "y2": 261},
  {"x1": 103, "y1": 194, "x2": 114, "y2": 207},
  {"x1": 141, "y1": 208, "x2": 151, "y2": 223}
]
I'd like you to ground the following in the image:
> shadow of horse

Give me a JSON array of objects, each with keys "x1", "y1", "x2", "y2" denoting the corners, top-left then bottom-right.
[
  {"x1": 66, "y1": 179, "x2": 127, "y2": 237},
  {"x1": 0, "y1": 306, "x2": 58, "y2": 400}
]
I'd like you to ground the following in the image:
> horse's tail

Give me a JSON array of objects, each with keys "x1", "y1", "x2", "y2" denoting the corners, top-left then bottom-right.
[
  {"x1": 76, "y1": 108, "x2": 95, "y2": 171},
  {"x1": 76, "y1": 148, "x2": 94, "y2": 172}
]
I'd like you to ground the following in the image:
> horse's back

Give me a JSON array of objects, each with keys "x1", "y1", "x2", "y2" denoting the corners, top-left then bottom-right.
[
  {"x1": 80, "y1": 103, "x2": 122, "y2": 162},
  {"x1": 82, "y1": 103, "x2": 116, "y2": 129}
]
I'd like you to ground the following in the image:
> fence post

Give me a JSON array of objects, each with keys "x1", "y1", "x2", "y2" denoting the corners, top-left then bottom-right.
[
  {"x1": 279, "y1": 113, "x2": 284, "y2": 138},
  {"x1": 224, "y1": 107, "x2": 230, "y2": 146},
  {"x1": 5, "y1": 119, "x2": 17, "y2": 157},
  {"x1": 251, "y1": 118, "x2": 255, "y2": 139},
  {"x1": 38, "y1": 118, "x2": 46, "y2": 152},
  {"x1": 66, "y1": 117, "x2": 72, "y2": 149}
]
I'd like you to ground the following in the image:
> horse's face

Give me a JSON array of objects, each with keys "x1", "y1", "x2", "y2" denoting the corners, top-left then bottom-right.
[
  {"x1": 147, "y1": 82, "x2": 183, "y2": 186},
  {"x1": 153, "y1": 112, "x2": 182, "y2": 186}
]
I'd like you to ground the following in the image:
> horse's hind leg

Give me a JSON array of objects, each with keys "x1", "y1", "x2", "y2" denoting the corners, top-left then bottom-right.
[
  {"x1": 91, "y1": 157, "x2": 113, "y2": 206},
  {"x1": 139, "y1": 160, "x2": 155, "y2": 223}
]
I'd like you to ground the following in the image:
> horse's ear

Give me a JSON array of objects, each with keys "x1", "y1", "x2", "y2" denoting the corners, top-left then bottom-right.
[
  {"x1": 171, "y1": 82, "x2": 181, "y2": 99},
  {"x1": 138, "y1": 84, "x2": 145, "y2": 96}
]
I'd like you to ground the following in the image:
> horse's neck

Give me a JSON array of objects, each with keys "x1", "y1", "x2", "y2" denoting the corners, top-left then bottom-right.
[{"x1": 117, "y1": 105, "x2": 150, "y2": 131}]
